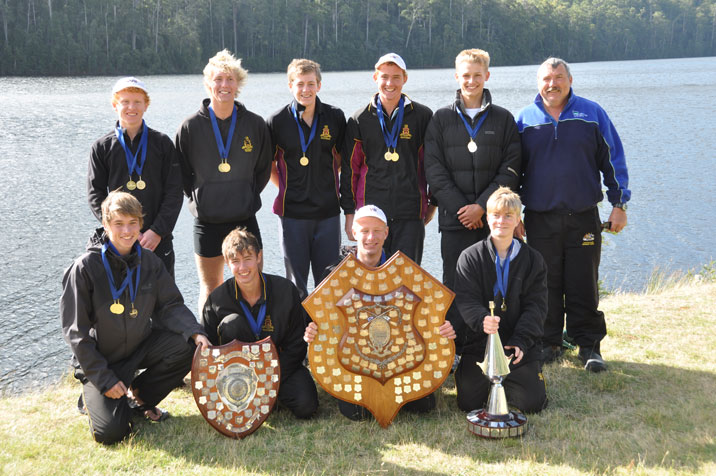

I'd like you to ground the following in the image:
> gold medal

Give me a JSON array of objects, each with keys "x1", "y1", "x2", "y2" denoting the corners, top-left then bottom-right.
[
  {"x1": 218, "y1": 161, "x2": 231, "y2": 173},
  {"x1": 110, "y1": 300, "x2": 124, "y2": 314},
  {"x1": 300, "y1": 156, "x2": 309, "y2": 166},
  {"x1": 136, "y1": 178, "x2": 146, "y2": 190},
  {"x1": 467, "y1": 140, "x2": 477, "y2": 153},
  {"x1": 126, "y1": 180, "x2": 137, "y2": 191},
  {"x1": 129, "y1": 304, "x2": 138, "y2": 318},
  {"x1": 384, "y1": 151, "x2": 393, "y2": 161},
  {"x1": 501, "y1": 301, "x2": 507, "y2": 312},
  {"x1": 391, "y1": 152, "x2": 400, "y2": 162}
]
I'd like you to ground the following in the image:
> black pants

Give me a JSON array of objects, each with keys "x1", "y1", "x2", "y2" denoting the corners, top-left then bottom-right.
[
  {"x1": 455, "y1": 356, "x2": 546, "y2": 414},
  {"x1": 277, "y1": 365, "x2": 319, "y2": 419},
  {"x1": 153, "y1": 235, "x2": 175, "y2": 278},
  {"x1": 440, "y1": 226, "x2": 490, "y2": 354},
  {"x1": 77, "y1": 329, "x2": 194, "y2": 445},
  {"x1": 383, "y1": 218, "x2": 425, "y2": 265},
  {"x1": 337, "y1": 393, "x2": 436, "y2": 421},
  {"x1": 524, "y1": 208, "x2": 606, "y2": 349}
]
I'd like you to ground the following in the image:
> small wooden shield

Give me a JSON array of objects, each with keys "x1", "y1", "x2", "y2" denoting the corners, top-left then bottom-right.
[
  {"x1": 191, "y1": 337, "x2": 280, "y2": 438},
  {"x1": 303, "y1": 251, "x2": 455, "y2": 427}
]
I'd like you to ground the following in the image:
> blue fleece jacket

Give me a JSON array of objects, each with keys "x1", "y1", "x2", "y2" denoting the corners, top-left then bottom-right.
[{"x1": 516, "y1": 89, "x2": 630, "y2": 212}]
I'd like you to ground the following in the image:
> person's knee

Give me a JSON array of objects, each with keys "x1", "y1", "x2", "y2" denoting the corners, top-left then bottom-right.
[
  {"x1": 338, "y1": 400, "x2": 370, "y2": 421},
  {"x1": 510, "y1": 393, "x2": 547, "y2": 415},
  {"x1": 456, "y1": 390, "x2": 482, "y2": 413},
  {"x1": 91, "y1": 418, "x2": 131, "y2": 445},
  {"x1": 290, "y1": 392, "x2": 318, "y2": 419},
  {"x1": 280, "y1": 370, "x2": 318, "y2": 419},
  {"x1": 404, "y1": 393, "x2": 435, "y2": 414}
]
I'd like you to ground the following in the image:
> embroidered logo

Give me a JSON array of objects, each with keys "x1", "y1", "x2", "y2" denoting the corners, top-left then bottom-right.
[
  {"x1": 262, "y1": 314, "x2": 274, "y2": 333},
  {"x1": 582, "y1": 233, "x2": 595, "y2": 245},
  {"x1": 320, "y1": 125, "x2": 331, "y2": 140},
  {"x1": 399, "y1": 124, "x2": 412, "y2": 139},
  {"x1": 572, "y1": 111, "x2": 588, "y2": 118},
  {"x1": 242, "y1": 136, "x2": 253, "y2": 152}
]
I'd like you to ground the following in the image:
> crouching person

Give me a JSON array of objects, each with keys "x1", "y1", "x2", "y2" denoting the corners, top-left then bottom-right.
[
  {"x1": 454, "y1": 187, "x2": 547, "y2": 414},
  {"x1": 60, "y1": 191, "x2": 210, "y2": 445},
  {"x1": 202, "y1": 227, "x2": 318, "y2": 419}
]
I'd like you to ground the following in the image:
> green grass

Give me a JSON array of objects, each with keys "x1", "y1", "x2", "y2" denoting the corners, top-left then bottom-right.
[{"x1": 2, "y1": 282, "x2": 715, "y2": 476}]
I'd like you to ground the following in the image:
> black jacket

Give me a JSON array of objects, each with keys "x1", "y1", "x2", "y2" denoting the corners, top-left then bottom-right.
[
  {"x1": 424, "y1": 89, "x2": 521, "y2": 231},
  {"x1": 202, "y1": 273, "x2": 308, "y2": 383},
  {"x1": 88, "y1": 125, "x2": 183, "y2": 237},
  {"x1": 340, "y1": 94, "x2": 432, "y2": 220},
  {"x1": 454, "y1": 238, "x2": 547, "y2": 366},
  {"x1": 60, "y1": 230, "x2": 204, "y2": 394},
  {"x1": 175, "y1": 99, "x2": 272, "y2": 224},
  {"x1": 266, "y1": 97, "x2": 346, "y2": 219}
]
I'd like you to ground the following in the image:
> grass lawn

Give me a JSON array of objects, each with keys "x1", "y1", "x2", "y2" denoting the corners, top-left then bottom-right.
[{"x1": 2, "y1": 282, "x2": 714, "y2": 476}]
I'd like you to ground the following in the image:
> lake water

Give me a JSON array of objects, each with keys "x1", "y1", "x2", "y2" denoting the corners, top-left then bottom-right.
[{"x1": 1, "y1": 56, "x2": 714, "y2": 394}]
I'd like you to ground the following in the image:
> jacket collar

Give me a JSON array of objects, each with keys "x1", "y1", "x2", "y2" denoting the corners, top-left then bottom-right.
[
  {"x1": 454, "y1": 88, "x2": 492, "y2": 119},
  {"x1": 533, "y1": 87, "x2": 576, "y2": 119}
]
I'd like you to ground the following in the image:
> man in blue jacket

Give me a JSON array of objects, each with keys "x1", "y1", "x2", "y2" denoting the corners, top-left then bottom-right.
[{"x1": 516, "y1": 58, "x2": 630, "y2": 372}]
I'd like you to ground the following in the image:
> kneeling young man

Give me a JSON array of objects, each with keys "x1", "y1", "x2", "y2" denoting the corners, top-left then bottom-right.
[
  {"x1": 202, "y1": 228, "x2": 318, "y2": 419},
  {"x1": 305, "y1": 205, "x2": 455, "y2": 420},
  {"x1": 61, "y1": 191, "x2": 209, "y2": 445},
  {"x1": 454, "y1": 187, "x2": 547, "y2": 414}
]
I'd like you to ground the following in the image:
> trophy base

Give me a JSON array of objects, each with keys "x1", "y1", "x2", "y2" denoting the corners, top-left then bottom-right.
[{"x1": 466, "y1": 408, "x2": 527, "y2": 438}]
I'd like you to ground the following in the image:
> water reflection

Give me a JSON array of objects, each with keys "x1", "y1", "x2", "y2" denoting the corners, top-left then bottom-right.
[{"x1": 1, "y1": 56, "x2": 714, "y2": 394}]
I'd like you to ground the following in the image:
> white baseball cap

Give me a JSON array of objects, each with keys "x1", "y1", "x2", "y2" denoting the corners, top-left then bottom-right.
[
  {"x1": 375, "y1": 53, "x2": 407, "y2": 73},
  {"x1": 354, "y1": 205, "x2": 387, "y2": 225},
  {"x1": 112, "y1": 77, "x2": 148, "y2": 94}
]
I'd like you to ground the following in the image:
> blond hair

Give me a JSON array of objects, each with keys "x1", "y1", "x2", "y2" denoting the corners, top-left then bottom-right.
[
  {"x1": 101, "y1": 190, "x2": 144, "y2": 228},
  {"x1": 287, "y1": 58, "x2": 322, "y2": 83},
  {"x1": 111, "y1": 86, "x2": 151, "y2": 107},
  {"x1": 486, "y1": 187, "x2": 521, "y2": 216},
  {"x1": 222, "y1": 227, "x2": 261, "y2": 261},
  {"x1": 203, "y1": 49, "x2": 248, "y2": 97},
  {"x1": 455, "y1": 48, "x2": 490, "y2": 70}
]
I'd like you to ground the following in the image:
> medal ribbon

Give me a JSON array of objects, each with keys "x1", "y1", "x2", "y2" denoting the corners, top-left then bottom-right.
[
  {"x1": 115, "y1": 121, "x2": 149, "y2": 177},
  {"x1": 493, "y1": 240, "x2": 515, "y2": 307},
  {"x1": 290, "y1": 103, "x2": 318, "y2": 158},
  {"x1": 208, "y1": 105, "x2": 238, "y2": 159},
  {"x1": 235, "y1": 273, "x2": 268, "y2": 338},
  {"x1": 376, "y1": 95, "x2": 405, "y2": 152},
  {"x1": 456, "y1": 107, "x2": 489, "y2": 142},
  {"x1": 239, "y1": 300, "x2": 267, "y2": 339},
  {"x1": 101, "y1": 242, "x2": 142, "y2": 305}
]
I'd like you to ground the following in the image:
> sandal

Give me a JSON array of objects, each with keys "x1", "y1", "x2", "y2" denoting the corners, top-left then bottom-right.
[{"x1": 132, "y1": 403, "x2": 170, "y2": 422}]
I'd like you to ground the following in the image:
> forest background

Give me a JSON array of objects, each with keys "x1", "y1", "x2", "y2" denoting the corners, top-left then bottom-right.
[{"x1": 2, "y1": 0, "x2": 715, "y2": 76}]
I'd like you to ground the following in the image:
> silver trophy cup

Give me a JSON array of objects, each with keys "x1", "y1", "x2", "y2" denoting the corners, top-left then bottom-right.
[{"x1": 466, "y1": 301, "x2": 527, "y2": 438}]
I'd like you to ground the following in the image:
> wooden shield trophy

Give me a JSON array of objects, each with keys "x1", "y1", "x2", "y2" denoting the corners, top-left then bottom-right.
[
  {"x1": 303, "y1": 251, "x2": 455, "y2": 427},
  {"x1": 191, "y1": 337, "x2": 280, "y2": 438}
]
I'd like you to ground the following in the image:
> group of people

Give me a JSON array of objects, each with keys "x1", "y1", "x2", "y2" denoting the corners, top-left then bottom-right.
[{"x1": 60, "y1": 47, "x2": 630, "y2": 444}]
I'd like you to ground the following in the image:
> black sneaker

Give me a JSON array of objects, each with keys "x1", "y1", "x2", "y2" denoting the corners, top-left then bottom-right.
[
  {"x1": 77, "y1": 394, "x2": 87, "y2": 415},
  {"x1": 578, "y1": 347, "x2": 608, "y2": 372},
  {"x1": 542, "y1": 345, "x2": 564, "y2": 364}
]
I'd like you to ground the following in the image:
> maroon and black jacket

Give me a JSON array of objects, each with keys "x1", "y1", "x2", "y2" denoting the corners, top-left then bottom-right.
[
  {"x1": 340, "y1": 94, "x2": 432, "y2": 220},
  {"x1": 266, "y1": 97, "x2": 346, "y2": 219}
]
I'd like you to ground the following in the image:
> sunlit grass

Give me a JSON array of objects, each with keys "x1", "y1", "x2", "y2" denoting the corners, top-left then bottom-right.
[{"x1": 2, "y1": 281, "x2": 715, "y2": 476}]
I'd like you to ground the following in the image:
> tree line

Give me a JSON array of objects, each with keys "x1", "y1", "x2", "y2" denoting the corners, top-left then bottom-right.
[{"x1": 1, "y1": 0, "x2": 714, "y2": 76}]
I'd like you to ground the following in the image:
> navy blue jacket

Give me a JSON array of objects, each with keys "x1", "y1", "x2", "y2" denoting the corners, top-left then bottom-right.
[{"x1": 516, "y1": 90, "x2": 630, "y2": 212}]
